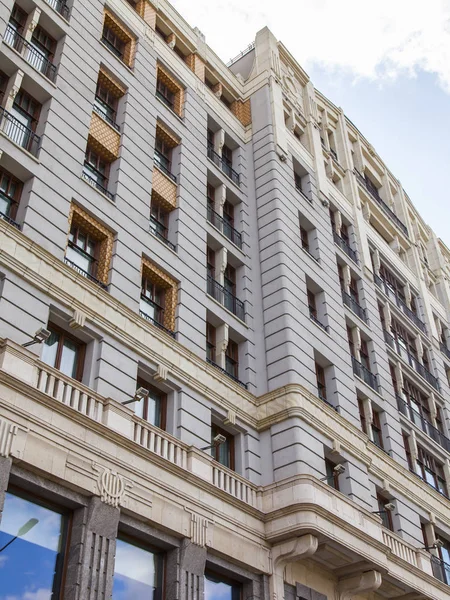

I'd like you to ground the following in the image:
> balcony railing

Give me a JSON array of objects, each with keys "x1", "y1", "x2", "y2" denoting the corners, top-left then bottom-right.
[
  {"x1": 156, "y1": 89, "x2": 175, "y2": 111},
  {"x1": 207, "y1": 205, "x2": 242, "y2": 249},
  {"x1": 0, "y1": 106, "x2": 40, "y2": 157},
  {"x1": 153, "y1": 151, "x2": 177, "y2": 182},
  {"x1": 431, "y1": 556, "x2": 450, "y2": 585},
  {"x1": 333, "y1": 231, "x2": 359, "y2": 264},
  {"x1": 374, "y1": 275, "x2": 427, "y2": 334},
  {"x1": 206, "y1": 358, "x2": 247, "y2": 389},
  {"x1": 309, "y1": 310, "x2": 329, "y2": 332},
  {"x1": 351, "y1": 356, "x2": 379, "y2": 391},
  {"x1": 45, "y1": 0, "x2": 70, "y2": 19},
  {"x1": 440, "y1": 342, "x2": 450, "y2": 361},
  {"x1": 396, "y1": 394, "x2": 450, "y2": 453},
  {"x1": 140, "y1": 296, "x2": 175, "y2": 338},
  {"x1": 149, "y1": 216, "x2": 176, "y2": 251},
  {"x1": 81, "y1": 167, "x2": 115, "y2": 201},
  {"x1": 64, "y1": 257, "x2": 108, "y2": 290},
  {"x1": 354, "y1": 169, "x2": 408, "y2": 238},
  {"x1": 207, "y1": 144, "x2": 240, "y2": 186},
  {"x1": 342, "y1": 290, "x2": 368, "y2": 323},
  {"x1": 4, "y1": 25, "x2": 58, "y2": 82},
  {"x1": 93, "y1": 98, "x2": 120, "y2": 131},
  {"x1": 383, "y1": 329, "x2": 439, "y2": 391},
  {"x1": 207, "y1": 275, "x2": 245, "y2": 322},
  {"x1": 0, "y1": 210, "x2": 20, "y2": 229}
]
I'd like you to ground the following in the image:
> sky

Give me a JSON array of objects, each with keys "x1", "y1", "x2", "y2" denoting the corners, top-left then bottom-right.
[{"x1": 171, "y1": 0, "x2": 450, "y2": 246}]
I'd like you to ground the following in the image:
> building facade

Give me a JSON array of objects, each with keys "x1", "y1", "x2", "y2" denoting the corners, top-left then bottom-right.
[{"x1": 0, "y1": 0, "x2": 450, "y2": 598}]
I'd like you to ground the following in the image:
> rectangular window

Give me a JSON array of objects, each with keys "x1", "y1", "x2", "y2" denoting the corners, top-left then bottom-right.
[
  {"x1": 360, "y1": 339, "x2": 370, "y2": 371},
  {"x1": 417, "y1": 446, "x2": 447, "y2": 496},
  {"x1": 154, "y1": 137, "x2": 172, "y2": 175},
  {"x1": 0, "y1": 489, "x2": 69, "y2": 599},
  {"x1": 95, "y1": 81, "x2": 119, "y2": 126},
  {"x1": 377, "y1": 494, "x2": 393, "y2": 530},
  {"x1": 41, "y1": 324, "x2": 85, "y2": 380},
  {"x1": 0, "y1": 167, "x2": 21, "y2": 220},
  {"x1": 358, "y1": 398, "x2": 367, "y2": 434},
  {"x1": 316, "y1": 363, "x2": 326, "y2": 401},
  {"x1": 66, "y1": 224, "x2": 98, "y2": 277},
  {"x1": 150, "y1": 201, "x2": 169, "y2": 241},
  {"x1": 300, "y1": 225, "x2": 309, "y2": 251},
  {"x1": 307, "y1": 289, "x2": 317, "y2": 319},
  {"x1": 102, "y1": 24, "x2": 126, "y2": 59},
  {"x1": 205, "y1": 570, "x2": 241, "y2": 600},
  {"x1": 349, "y1": 277, "x2": 359, "y2": 303},
  {"x1": 225, "y1": 339, "x2": 239, "y2": 380},
  {"x1": 83, "y1": 147, "x2": 110, "y2": 191},
  {"x1": 156, "y1": 78, "x2": 175, "y2": 110},
  {"x1": 206, "y1": 323, "x2": 216, "y2": 363},
  {"x1": 222, "y1": 145, "x2": 232, "y2": 167},
  {"x1": 325, "y1": 459, "x2": 339, "y2": 490},
  {"x1": 402, "y1": 432, "x2": 413, "y2": 471},
  {"x1": 112, "y1": 536, "x2": 164, "y2": 599},
  {"x1": 347, "y1": 326, "x2": 355, "y2": 358},
  {"x1": 140, "y1": 277, "x2": 165, "y2": 326},
  {"x1": 134, "y1": 380, "x2": 167, "y2": 429},
  {"x1": 371, "y1": 410, "x2": 383, "y2": 449},
  {"x1": 211, "y1": 424, "x2": 235, "y2": 471},
  {"x1": 207, "y1": 247, "x2": 215, "y2": 279}
]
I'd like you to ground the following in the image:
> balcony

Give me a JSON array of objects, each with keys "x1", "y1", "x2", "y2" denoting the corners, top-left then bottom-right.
[
  {"x1": 4, "y1": 25, "x2": 57, "y2": 82},
  {"x1": 207, "y1": 275, "x2": 245, "y2": 322},
  {"x1": 45, "y1": 0, "x2": 70, "y2": 19},
  {"x1": 207, "y1": 144, "x2": 240, "y2": 186},
  {"x1": 374, "y1": 276, "x2": 427, "y2": 334},
  {"x1": 351, "y1": 356, "x2": 379, "y2": 392},
  {"x1": 207, "y1": 205, "x2": 242, "y2": 249},
  {"x1": 383, "y1": 330, "x2": 440, "y2": 391},
  {"x1": 64, "y1": 256, "x2": 108, "y2": 291},
  {"x1": 140, "y1": 295, "x2": 175, "y2": 338},
  {"x1": 206, "y1": 358, "x2": 247, "y2": 390},
  {"x1": 431, "y1": 556, "x2": 450, "y2": 586},
  {"x1": 81, "y1": 165, "x2": 114, "y2": 201},
  {"x1": 333, "y1": 231, "x2": 359, "y2": 264},
  {"x1": 0, "y1": 106, "x2": 40, "y2": 157},
  {"x1": 354, "y1": 169, "x2": 408, "y2": 238},
  {"x1": 396, "y1": 394, "x2": 450, "y2": 453},
  {"x1": 342, "y1": 290, "x2": 368, "y2": 323}
]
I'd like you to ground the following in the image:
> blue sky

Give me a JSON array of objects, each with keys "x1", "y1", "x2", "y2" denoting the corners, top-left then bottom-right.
[{"x1": 171, "y1": 0, "x2": 450, "y2": 245}]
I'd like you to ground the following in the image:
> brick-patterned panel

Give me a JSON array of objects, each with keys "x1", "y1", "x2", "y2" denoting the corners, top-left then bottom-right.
[
  {"x1": 153, "y1": 168, "x2": 177, "y2": 210},
  {"x1": 137, "y1": 0, "x2": 156, "y2": 28},
  {"x1": 104, "y1": 11, "x2": 136, "y2": 68},
  {"x1": 231, "y1": 99, "x2": 252, "y2": 127},
  {"x1": 185, "y1": 53, "x2": 205, "y2": 82},
  {"x1": 89, "y1": 113, "x2": 121, "y2": 161}
]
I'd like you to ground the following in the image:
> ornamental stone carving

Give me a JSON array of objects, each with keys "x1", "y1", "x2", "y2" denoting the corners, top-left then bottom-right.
[{"x1": 93, "y1": 464, "x2": 131, "y2": 508}]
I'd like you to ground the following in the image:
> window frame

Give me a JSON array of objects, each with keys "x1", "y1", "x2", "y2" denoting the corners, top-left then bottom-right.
[
  {"x1": 206, "y1": 323, "x2": 216, "y2": 363},
  {"x1": 67, "y1": 224, "x2": 99, "y2": 277},
  {"x1": 315, "y1": 363, "x2": 327, "y2": 401},
  {"x1": 0, "y1": 166, "x2": 22, "y2": 219},
  {"x1": 136, "y1": 378, "x2": 167, "y2": 430},
  {"x1": 210, "y1": 423, "x2": 235, "y2": 471},
  {"x1": 225, "y1": 339, "x2": 239, "y2": 380},
  {"x1": 41, "y1": 323, "x2": 86, "y2": 382},
  {"x1": 141, "y1": 276, "x2": 166, "y2": 325}
]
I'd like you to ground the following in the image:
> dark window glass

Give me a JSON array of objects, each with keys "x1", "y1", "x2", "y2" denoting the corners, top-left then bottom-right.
[
  {"x1": 316, "y1": 363, "x2": 326, "y2": 401},
  {"x1": 134, "y1": 380, "x2": 166, "y2": 429},
  {"x1": 207, "y1": 247, "x2": 215, "y2": 279},
  {"x1": 95, "y1": 81, "x2": 118, "y2": 124},
  {"x1": 112, "y1": 536, "x2": 164, "y2": 600},
  {"x1": 0, "y1": 168, "x2": 21, "y2": 219},
  {"x1": 41, "y1": 324, "x2": 85, "y2": 380},
  {"x1": 377, "y1": 494, "x2": 393, "y2": 530},
  {"x1": 102, "y1": 25, "x2": 126, "y2": 59},
  {"x1": 222, "y1": 145, "x2": 232, "y2": 167},
  {"x1": 211, "y1": 424, "x2": 235, "y2": 471},
  {"x1": 0, "y1": 490, "x2": 68, "y2": 599},
  {"x1": 140, "y1": 277, "x2": 165, "y2": 325},
  {"x1": 206, "y1": 323, "x2": 216, "y2": 363},
  {"x1": 358, "y1": 398, "x2": 367, "y2": 434},
  {"x1": 150, "y1": 201, "x2": 169, "y2": 240},
  {"x1": 307, "y1": 289, "x2": 317, "y2": 319},
  {"x1": 300, "y1": 225, "x2": 309, "y2": 251},
  {"x1": 371, "y1": 411, "x2": 383, "y2": 449},
  {"x1": 205, "y1": 571, "x2": 241, "y2": 600},
  {"x1": 156, "y1": 78, "x2": 175, "y2": 109},
  {"x1": 402, "y1": 432, "x2": 413, "y2": 471},
  {"x1": 225, "y1": 339, "x2": 239, "y2": 380}
]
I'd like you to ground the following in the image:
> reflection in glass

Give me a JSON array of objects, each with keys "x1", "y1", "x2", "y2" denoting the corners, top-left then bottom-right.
[
  {"x1": 41, "y1": 330, "x2": 59, "y2": 368},
  {"x1": 205, "y1": 573, "x2": 241, "y2": 600},
  {"x1": 112, "y1": 538, "x2": 163, "y2": 600},
  {"x1": 0, "y1": 492, "x2": 67, "y2": 599}
]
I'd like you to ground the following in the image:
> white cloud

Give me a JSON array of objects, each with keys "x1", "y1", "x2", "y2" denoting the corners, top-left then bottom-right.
[{"x1": 170, "y1": 0, "x2": 450, "y2": 91}]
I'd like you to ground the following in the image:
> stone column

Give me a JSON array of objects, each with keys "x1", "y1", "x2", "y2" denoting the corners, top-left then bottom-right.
[
  {"x1": 166, "y1": 538, "x2": 207, "y2": 600},
  {"x1": 215, "y1": 323, "x2": 229, "y2": 369},
  {"x1": 66, "y1": 496, "x2": 120, "y2": 600}
]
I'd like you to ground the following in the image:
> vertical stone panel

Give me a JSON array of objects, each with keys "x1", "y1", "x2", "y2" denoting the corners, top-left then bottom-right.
[{"x1": 0, "y1": 456, "x2": 12, "y2": 521}]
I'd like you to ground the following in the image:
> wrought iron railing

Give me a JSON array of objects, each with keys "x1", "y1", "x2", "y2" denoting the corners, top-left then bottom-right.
[
  {"x1": 431, "y1": 555, "x2": 450, "y2": 585},
  {"x1": 374, "y1": 275, "x2": 427, "y2": 334},
  {"x1": 81, "y1": 167, "x2": 115, "y2": 201},
  {"x1": 207, "y1": 275, "x2": 245, "y2": 322},
  {"x1": 156, "y1": 89, "x2": 174, "y2": 111},
  {"x1": 93, "y1": 98, "x2": 120, "y2": 131},
  {"x1": 342, "y1": 290, "x2": 368, "y2": 323},
  {"x1": 354, "y1": 169, "x2": 408, "y2": 238},
  {"x1": 383, "y1": 329, "x2": 439, "y2": 391},
  {"x1": 4, "y1": 25, "x2": 57, "y2": 82},
  {"x1": 140, "y1": 296, "x2": 175, "y2": 338},
  {"x1": 64, "y1": 257, "x2": 108, "y2": 290},
  {"x1": 206, "y1": 358, "x2": 247, "y2": 389},
  {"x1": 207, "y1": 144, "x2": 240, "y2": 186},
  {"x1": 396, "y1": 394, "x2": 450, "y2": 452},
  {"x1": 0, "y1": 106, "x2": 40, "y2": 156},
  {"x1": 207, "y1": 205, "x2": 242, "y2": 249},
  {"x1": 351, "y1": 356, "x2": 379, "y2": 391},
  {"x1": 154, "y1": 151, "x2": 177, "y2": 182},
  {"x1": 45, "y1": 0, "x2": 70, "y2": 19},
  {"x1": 0, "y1": 210, "x2": 20, "y2": 229},
  {"x1": 333, "y1": 230, "x2": 359, "y2": 264},
  {"x1": 150, "y1": 216, "x2": 176, "y2": 251},
  {"x1": 309, "y1": 310, "x2": 329, "y2": 332}
]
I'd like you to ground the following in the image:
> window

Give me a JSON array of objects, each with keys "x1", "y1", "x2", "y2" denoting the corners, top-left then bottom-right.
[
  {"x1": 150, "y1": 200, "x2": 169, "y2": 241},
  {"x1": 83, "y1": 147, "x2": 110, "y2": 192},
  {"x1": 315, "y1": 363, "x2": 326, "y2": 401},
  {"x1": 0, "y1": 490, "x2": 69, "y2": 599},
  {"x1": 307, "y1": 289, "x2": 317, "y2": 320},
  {"x1": 347, "y1": 326, "x2": 355, "y2": 357},
  {"x1": 402, "y1": 379, "x2": 430, "y2": 426},
  {"x1": 223, "y1": 200, "x2": 235, "y2": 237},
  {"x1": 10, "y1": 4, "x2": 26, "y2": 34},
  {"x1": 134, "y1": 381, "x2": 167, "y2": 429},
  {"x1": 206, "y1": 323, "x2": 216, "y2": 363},
  {"x1": 66, "y1": 224, "x2": 98, "y2": 278},
  {"x1": 377, "y1": 494, "x2": 393, "y2": 530},
  {"x1": 224, "y1": 264, "x2": 237, "y2": 311},
  {"x1": 325, "y1": 458, "x2": 340, "y2": 490},
  {"x1": 154, "y1": 137, "x2": 172, "y2": 176},
  {"x1": 360, "y1": 339, "x2": 370, "y2": 371},
  {"x1": 207, "y1": 183, "x2": 215, "y2": 211},
  {"x1": 349, "y1": 277, "x2": 360, "y2": 304},
  {"x1": 207, "y1": 247, "x2": 215, "y2": 279},
  {"x1": 9, "y1": 90, "x2": 41, "y2": 150},
  {"x1": 140, "y1": 277, "x2": 165, "y2": 326},
  {"x1": 225, "y1": 339, "x2": 239, "y2": 380},
  {"x1": 205, "y1": 571, "x2": 241, "y2": 600},
  {"x1": 391, "y1": 319, "x2": 417, "y2": 358},
  {"x1": 211, "y1": 424, "x2": 235, "y2": 470},
  {"x1": 300, "y1": 225, "x2": 309, "y2": 251},
  {"x1": 207, "y1": 128, "x2": 215, "y2": 149},
  {"x1": 31, "y1": 26, "x2": 56, "y2": 61},
  {"x1": 156, "y1": 78, "x2": 175, "y2": 110},
  {"x1": 102, "y1": 23, "x2": 126, "y2": 59},
  {"x1": 95, "y1": 81, "x2": 119, "y2": 126},
  {"x1": 402, "y1": 432, "x2": 413, "y2": 471},
  {"x1": 112, "y1": 536, "x2": 164, "y2": 600},
  {"x1": 222, "y1": 145, "x2": 232, "y2": 167},
  {"x1": 379, "y1": 264, "x2": 405, "y2": 302},
  {"x1": 416, "y1": 446, "x2": 447, "y2": 496},
  {"x1": 0, "y1": 167, "x2": 21, "y2": 220},
  {"x1": 371, "y1": 410, "x2": 383, "y2": 449},
  {"x1": 41, "y1": 324, "x2": 85, "y2": 380},
  {"x1": 358, "y1": 398, "x2": 367, "y2": 434}
]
